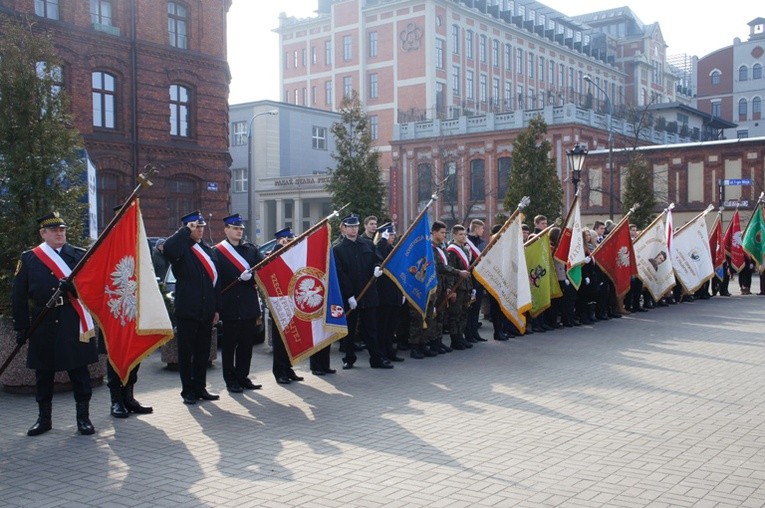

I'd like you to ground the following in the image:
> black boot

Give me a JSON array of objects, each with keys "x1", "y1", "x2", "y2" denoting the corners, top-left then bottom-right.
[
  {"x1": 27, "y1": 401, "x2": 52, "y2": 436},
  {"x1": 76, "y1": 401, "x2": 95, "y2": 435},
  {"x1": 123, "y1": 384, "x2": 153, "y2": 414},
  {"x1": 110, "y1": 386, "x2": 129, "y2": 419}
]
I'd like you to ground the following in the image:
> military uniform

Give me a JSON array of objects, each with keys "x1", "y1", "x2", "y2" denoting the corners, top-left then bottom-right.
[
  {"x1": 446, "y1": 241, "x2": 473, "y2": 350},
  {"x1": 12, "y1": 212, "x2": 99, "y2": 436},
  {"x1": 374, "y1": 223, "x2": 404, "y2": 362}
]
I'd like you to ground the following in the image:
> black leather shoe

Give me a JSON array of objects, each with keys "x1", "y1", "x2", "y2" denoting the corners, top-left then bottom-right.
[
  {"x1": 370, "y1": 361, "x2": 394, "y2": 369},
  {"x1": 494, "y1": 334, "x2": 509, "y2": 341},
  {"x1": 77, "y1": 417, "x2": 95, "y2": 436},
  {"x1": 276, "y1": 376, "x2": 291, "y2": 385},
  {"x1": 182, "y1": 394, "x2": 197, "y2": 405},
  {"x1": 111, "y1": 401, "x2": 130, "y2": 418},
  {"x1": 342, "y1": 362, "x2": 354, "y2": 370},
  {"x1": 438, "y1": 343, "x2": 453, "y2": 353},
  {"x1": 474, "y1": 335, "x2": 487, "y2": 342},
  {"x1": 410, "y1": 349, "x2": 424, "y2": 359},
  {"x1": 196, "y1": 390, "x2": 220, "y2": 401},
  {"x1": 311, "y1": 369, "x2": 326, "y2": 376},
  {"x1": 240, "y1": 379, "x2": 262, "y2": 390},
  {"x1": 227, "y1": 384, "x2": 244, "y2": 393},
  {"x1": 324, "y1": 368, "x2": 336, "y2": 374},
  {"x1": 288, "y1": 373, "x2": 304, "y2": 382},
  {"x1": 388, "y1": 356, "x2": 405, "y2": 362},
  {"x1": 451, "y1": 342, "x2": 466, "y2": 350},
  {"x1": 27, "y1": 418, "x2": 52, "y2": 436},
  {"x1": 422, "y1": 347, "x2": 437, "y2": 357}
]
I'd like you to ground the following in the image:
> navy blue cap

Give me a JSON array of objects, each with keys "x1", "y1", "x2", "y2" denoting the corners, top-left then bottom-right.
[
  {"x1": 341, "y1": 214, "x2": 360, "y2": 226},
  {"x1": 37, "y1": 211, "x2": 66, "y2": 229},
  {"x1": 275, "y1": 227, "x2": 294, "y2": 239},
  {"x1": 181, "y1": 210, "x2": 206, "y2": 226},
  {"x1": 377, "y1": 222, "x2": 396, "y2": 235},
  {"x1": 223, "y1": 213, "x2": 244, "y2": 227}
]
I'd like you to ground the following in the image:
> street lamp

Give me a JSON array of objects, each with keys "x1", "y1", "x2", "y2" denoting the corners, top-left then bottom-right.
[
  {"x1": 583, "y1": 75, "x2": 614, "y2": 220},
  {"x1": 246, "y1": 108, "x2": 278, "y2": 241},
  {"x1": 566, "y1": 143, "x2": 588, "y2": 194}
]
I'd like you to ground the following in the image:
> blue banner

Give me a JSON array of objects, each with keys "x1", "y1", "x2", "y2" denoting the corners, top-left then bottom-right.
[
  {"x1": 324, "y1": 247, "x2": 348, "y2": 328},
  {"x1": 382, "y1": 211, "x2": 437, "y2": 318}
]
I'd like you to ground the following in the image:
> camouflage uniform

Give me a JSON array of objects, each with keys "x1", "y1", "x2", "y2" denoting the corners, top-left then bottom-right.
[{"x1": 446, "y1": 241, "x2": 473, "y2": 349}]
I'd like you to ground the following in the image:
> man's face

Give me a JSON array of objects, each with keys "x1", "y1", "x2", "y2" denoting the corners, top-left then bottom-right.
[
  {"x1": 535, "y1": 219, "x2": 547, "y2": 230},
  {"x1": 40, "y1": 226, "x2": 67, "y2": 249},
  {"x1": 225, "y1": 225, "x2": 244, "y2": 243},
  {"x1": 522, "y1": 230, "x2": 530, "y2": 241},
  {"x1": 595, "y1": 225, "x2": 606, "y2": 236},
  {"x1": 453, "y1": 230, "x2": 466, "y2": 245},
  {"x1": 365, "y1": 219, "x2": 377, "y2": 237},
  {"x1": 432, "y1": 228, "x2": 446, "y2": 244},
  {"x1": 629, "y1": 226, "x2": 637, "y2": 239},
  {"x1": 343, "y1": 224, "x2": 359, "y2": 240},
  {"x1": 472, "y1": 225, "x2": 485, "y2": 238},
  {"x1": 190, "y1": 224, "x2": 205, "y2": 242}
]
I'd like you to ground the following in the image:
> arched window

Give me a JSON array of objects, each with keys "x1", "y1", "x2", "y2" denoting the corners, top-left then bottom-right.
[
  {"x1": 92, "y1": 71, "x2": 116, "y2": 128},
  {"x1": 167, "y1": 2, "x2": 188, "y2": 49},
  {"x1": 167, "y1": 177, "x2": 198, "y2": 230},
  {"x1": 497, "y1": 157, "x2": 511, "y2": 199},
  {"x1": 470, "y1": 159, "x2": 485, "y2": 202},
  {"x1": 169, "y1": 84, "x2": 190, "y2": 137},
  {"x1": 97, "y1": 172, "x2": 121, "y2": 231},
  {"x1": 753, "y1": 97, "x2": 762, "y2": 119},
  {"x1": 739, "y1": 98, "x2": 748, "y2": 119},
  {"x1": 711, "y1": 70, "x2": 721, "y2": 86},
  {"x1": 739, "y1": 65, "x2": 748, "y2": 82},
  {"x1": 443, "y1": 161, "x2": 457, "y2": 202},
  {"x1": 754, "y1": 63, "x2": 762, "y2": 80},
  {"x1": 417, "y1": 163, "x2": 432, "y2": 202}
]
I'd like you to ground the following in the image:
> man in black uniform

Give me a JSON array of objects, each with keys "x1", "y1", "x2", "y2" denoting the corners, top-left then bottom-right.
[
  {"x1": 213, "y1": 213, "x2": 264, "y2": 393},
  {"x1": 163, "y1": 211, "x2": 221, "y2": 405},
  {"x1": 374, "y1": 223, "x2": 405, "y2": 362},
  {"x1": 13, "y1": 212, "x2": 99, "y2": 436},
  {"x1": 333, "y1": 214, "x2": 391, "y2": 370}
]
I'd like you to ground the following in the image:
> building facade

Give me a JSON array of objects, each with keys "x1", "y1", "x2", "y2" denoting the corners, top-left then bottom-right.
[
  {"x1": 697, "y1": 17, "x2": 765, "y2": 140},
  {"x1": 0, "y1": 0, "x2": 232, "y2": 238},
  {"x1": 229, "y1": 100, "x2": 340, "y2": 243}
]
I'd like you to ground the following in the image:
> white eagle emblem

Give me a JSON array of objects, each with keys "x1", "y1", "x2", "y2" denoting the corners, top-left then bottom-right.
[
  {"x1": 294, "y1": 276, "x2": 324, "y2": 311},
  {"x1": 104, "y1": 256, "x2": 137, "y2": 326},
  {"x1": 616, "y1": 246, "x2": 631, "y2": 268},
  {"x1": 733, "y1": 231, "x2": 743, "y2": 248}
]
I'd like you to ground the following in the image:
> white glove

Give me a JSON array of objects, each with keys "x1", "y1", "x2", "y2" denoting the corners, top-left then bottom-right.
[
  {"x1": 470, "y1": 289, "x2": 476, "y2": 297},
  {"x1": 239, "y1": 270, "x2": 252, "y2": 281},
  {"x1": 373, "y1": 266, "x2": 383, "y2": 278},
  {"x1": 381, "y1": 230, "x2": 390, "y2": 240},
  {"x1": 348, "y1": 296, "x2": 358, "y2": 309},
  {"x1": 585, "y1": 277, "x2": 591, "y2": 284},
  {"x1": 584, "y1": 256, "x2": 592, "y2": 264},
  {"x1": 401, "y1": 296, "x2": 406, "y2": 305},
  {"x1": 564, "y1": 279, "x2": 570, "y2": 286}
]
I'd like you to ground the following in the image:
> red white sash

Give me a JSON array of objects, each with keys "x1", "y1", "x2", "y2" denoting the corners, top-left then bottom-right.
[
  {"x1": 32, "y1": 243, "x2": 95, "y2": 342},
  {"x1": 465, "y1": 238, "x2": 481, "y2": 258},
  {"x1": 433, "y1": 245, "x2": 448, "y2": 265},
  {"x1": 215, "y1": 240, "x2": 250, "y2": 273},
  {"x1": 192, "y1": 243, "x2": 218, "y2": 286},
  {"x1": 447, "y1": 243, "x2": 471, "y2": 269}
]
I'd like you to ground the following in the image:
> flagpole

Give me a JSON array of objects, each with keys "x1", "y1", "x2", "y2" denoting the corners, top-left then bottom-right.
[
  {"x1": 552, "y1": 193, "x2": 579, "y2": 253},
  {"x1": 673, "y1": 203, "x2": 716, "y2": 235},
  {"x1": 590, "y1": 203, "x2": 640, "y2": 257},
  {"x1": 633, "y1": 203, "x2": 673, "y2": 244},
  {"x1": 738, "y1": 192, "x2": 765, "y2": 238},
  {"x1": 220, "y1": 202, "x2": 351, "y2": 295},
  {"x1": 0, "y1": 165, "x2": 158, "y2": 379}
]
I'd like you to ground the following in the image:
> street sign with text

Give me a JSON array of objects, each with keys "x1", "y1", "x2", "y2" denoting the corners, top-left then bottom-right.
[{"x1": 722, "y1": 178, "x2": 752, "y2": 186}]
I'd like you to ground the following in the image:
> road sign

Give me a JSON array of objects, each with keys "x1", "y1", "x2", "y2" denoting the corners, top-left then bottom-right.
[
  {"x1": 722, "y1": 178, "x2": 752, "y2": 186},
  {"x1": 207, "y1": 182, "x2": 218, "y2": 192},
  {"x1": 723, "y1": 200, "x2": 749, "y2": 208}
]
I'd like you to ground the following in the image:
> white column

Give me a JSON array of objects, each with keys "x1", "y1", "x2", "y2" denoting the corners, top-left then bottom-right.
[
  {"x1": 294, "y1": 197, "x2": 303, "y2": 234},
  {"x1": 275, "y1": 198, "x2": 284, "y2": 233}
]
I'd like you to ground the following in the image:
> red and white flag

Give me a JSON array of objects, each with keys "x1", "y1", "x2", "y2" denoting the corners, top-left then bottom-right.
[
  {"x1": 723, "y1": 210, "x2": 745, "y2": 272},
  {"x1": 709, "y1": 214, "x2": 726, "y2": 281},
  {"x1": 72, "y1": 199, "x2": 173, "y2": 384},
  {"x1": 254, "y1": 223, "x2": 348, "y2": 364},
  {"x1": 592, "y1": 219, "x2": 638, "y2": 298}
]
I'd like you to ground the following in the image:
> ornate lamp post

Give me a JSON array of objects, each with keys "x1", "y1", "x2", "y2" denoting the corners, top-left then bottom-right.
[{"x1": 566, "y1": 143, "x2": 588, "y2": 194}]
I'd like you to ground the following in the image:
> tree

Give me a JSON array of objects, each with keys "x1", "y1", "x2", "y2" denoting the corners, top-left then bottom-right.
[
  {"x1": 325, "y1": 91, "x2": 386, "y2": 224},
  {"x1": 621, "y1": 152, "x2": 656, "y2": 228},
  {"x1": 0, "y1": 17, "x2": 87, "y2": 311},
  {"x1": 503, "y1": 116, "x2": 562, "y2": 226}
]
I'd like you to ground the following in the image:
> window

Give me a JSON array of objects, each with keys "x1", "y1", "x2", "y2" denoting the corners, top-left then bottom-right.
[
  {"x1": 479, "y1": 74, "x2": 487, "y2": 103},
  {"x1": 369, "y1": 115, "x2": 379, "y2": 141},
  {"x1": 369, "y1": 31, "x2": 378, "y2": 58},
  {"x1": 711, "y1": 70, "x2": 721, "y2": 86},
  {"x1": 325, "y1": 41, "x2": 332, "y2": 65},
  {"x1": 504, "y1": 81, "x2": 512, "y2": 108},
  {"x1": 369, "y1": 73, "x2": 378, "y2": 99},
  {"x1": 711, "y1": 101, "x2": 721, "y2": 117},
  {"x1": 470, "y1": 159, "x2": 485, "y2": 201},
  {"x1": 492, "y1": 78, "x2": 499, "y2": 104},
  {"x1": 497, "y1": 157, "x2": 511, "y2": 199},
  {"x1": 312, "y1": 126, "x2": 327, "y2": 150},
  {"x1": 444, "y1": 161, "x2": 457, "y2": 201},
  {"x1": 90, "y1": 0, "x2": 113, "y2": 25},
  {"x1": 549, "y1": 60, "x2": 555, "y2": 85},
  {"x1": 466, "y1": 30, "x2": 473, "y2": 59},
  {"x1": 452, "y1": 25, "x2": 460, "y2": 54},
  {"x1": 505, "y1": 43, "x2": 512, "y2": 72},
  {"x1": 325, "y1": 80, "x2": 332, "y2": 106},
  {"x1": 492, "y1": 40, "x2": 499, "y2": 67},
  {"x1": 167, "y1": 178, "x2": 197, "y2": 230},
  {"x1": 343, "y1": 35, "x2": 352, "y2": 61},
  {"x1": 37, "y1": 62, "x2": 63, "y2": 114},
  {"x1": 167, "y1": 2, "x2": 188, "y2": 49},
  {"x1": 754, "y1": 64, "x2": 763, "y2": 80},
  {"x1": 753, "y1": 97, "x2": 762, "y2": 118},
  {"x1": 417, "y1": 163, "x2": 432, "y2": 202},
  {"x1": 479, "y1": 35, "x2": 487, "y2": 63},
  {"x1": 539, "y1": 57, "x2": 545, "y2": 82},
  {"x1": 232, "y1": 121, "x2": 247, "y2": 146},
  {"x1": 466, "y1": 70, "x2": 474, "y2": 100},
  {"x1": 293, "y1": 51, "x2": 298, "y2": 68},
  {"x1": 739, "y1": 98, "x2": 748, "y2": 119},
  {"x1": 97, "y1": 172, "x2": 121, "y2": 231},
  {"x1": 311, "y1": 86, "x2": 316, "y2": 105},
  {"x1": 169, "y1": 84, "x2": 190, "y2": 137},
  {"x1": 452, "y1": 66, "x2": 460, "y2": 95},
  {"x1": 343, "y1": 76, "x2": 353, "y2": 98},
  {"x1": 435, "y1": 38, "x2": 445, "y2": 69},
  {"x1": 233, "y1": 168, "x2": 247, "y2": 192},
  {"x1": 311, "y1": 46, "x2": 317, "y2": 64},
  {"x1": 516, "y1": 48, "x2": 523, "y2": 75},
  {"x1": 739, "y1": 65, "x2": 748, "y2": 82},
  {"x1": 35, "y1": 0, "x2": 59, "y2": 20},
  {"x1": 92, "y1": 71, "x2": 116, "y2": 129},
  {"x1": 301, "y1": 49, "x2": 306, "y2": 67},
  {"x1": 527, "y1": 53, "x2": 534, "y2": 79}
]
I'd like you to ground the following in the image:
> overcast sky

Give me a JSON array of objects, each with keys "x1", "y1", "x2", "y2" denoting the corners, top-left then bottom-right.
[{"x1": 227, "y1": 0, "x2": 763, "y2": 105}]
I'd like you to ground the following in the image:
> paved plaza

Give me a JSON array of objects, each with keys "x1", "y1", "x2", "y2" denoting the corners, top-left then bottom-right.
[{"x1": 2, "y1": 289, "x2": 765, "y2": 507}]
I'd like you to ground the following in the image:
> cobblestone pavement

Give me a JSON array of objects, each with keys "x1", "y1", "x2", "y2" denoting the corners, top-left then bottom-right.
[{"x1": 2, "y1": 289, "x2": 765, "y2": 507}]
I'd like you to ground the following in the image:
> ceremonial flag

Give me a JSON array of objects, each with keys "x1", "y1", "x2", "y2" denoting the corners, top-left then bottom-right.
[
  {"x1": 592, "y1": 219, "x2": 637, "y2": 298},
  {"x1": 474, "y1": 215, "x2": 532, "y2": 332},
  {"x1": 672, "y1": 214, "x2": 714, "y2": 293},
  {"x1": 524, "y1": 229, "x2": 561, "y2": 317},
  {"x1": 254, "y1": 223, "x2": 347, "y2": 364},
  {"x1": 742, "y1": 205, "x2": 765, "y2": 270},
  {"x1": 382, "y1": 211, "x2": 438, "y2": 319},
  {"x1": 709, "y1": 214, "x2": 726, "y2": 281},
  {"x1": 72, "y1": 199, "x2": 174, "y2": 385},
  {"x1": 723, "y1": 210, "x2": 745, "y2": 272},
  {"x1": 553, "y1": 195, "x2": 585, "y2": 288},
  {"x1": 633, "y1": 216, "x2": 675, "y2": 300}
]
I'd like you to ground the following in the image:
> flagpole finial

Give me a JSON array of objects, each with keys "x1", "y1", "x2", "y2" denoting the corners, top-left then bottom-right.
[
  {"x1": 705, "y1": 203, "x2": 715, "y2": 214},
  {"x1": 666, "y1": 202, "x2": 675, "y2": 212},
  {"x1": 554, "y1": 217, "x2": 563, "y2": 227},
  {"x1": 519, "y1": 196, "x2": 531, "y2": 209},
  {"x1": 629, "y1": 203, "x2": 640, "y2": 214},
  {"x1": 137, "y1": 164, "x2": 157, "y2": 188}
]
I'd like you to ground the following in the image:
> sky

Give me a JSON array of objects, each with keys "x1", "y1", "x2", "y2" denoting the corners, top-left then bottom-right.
[{"x1": 227, "y1": 0, "x2": 763, "y2": 105}]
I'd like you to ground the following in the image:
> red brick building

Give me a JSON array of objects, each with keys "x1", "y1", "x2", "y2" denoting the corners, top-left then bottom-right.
[{"x1": 0, "y1": 0, "x2": 232, "y2": 237}]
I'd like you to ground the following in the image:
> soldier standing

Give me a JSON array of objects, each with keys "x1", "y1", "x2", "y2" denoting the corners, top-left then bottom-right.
[{"x1": 445, "y1": 224, "x2": 474, "y2": 351}]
